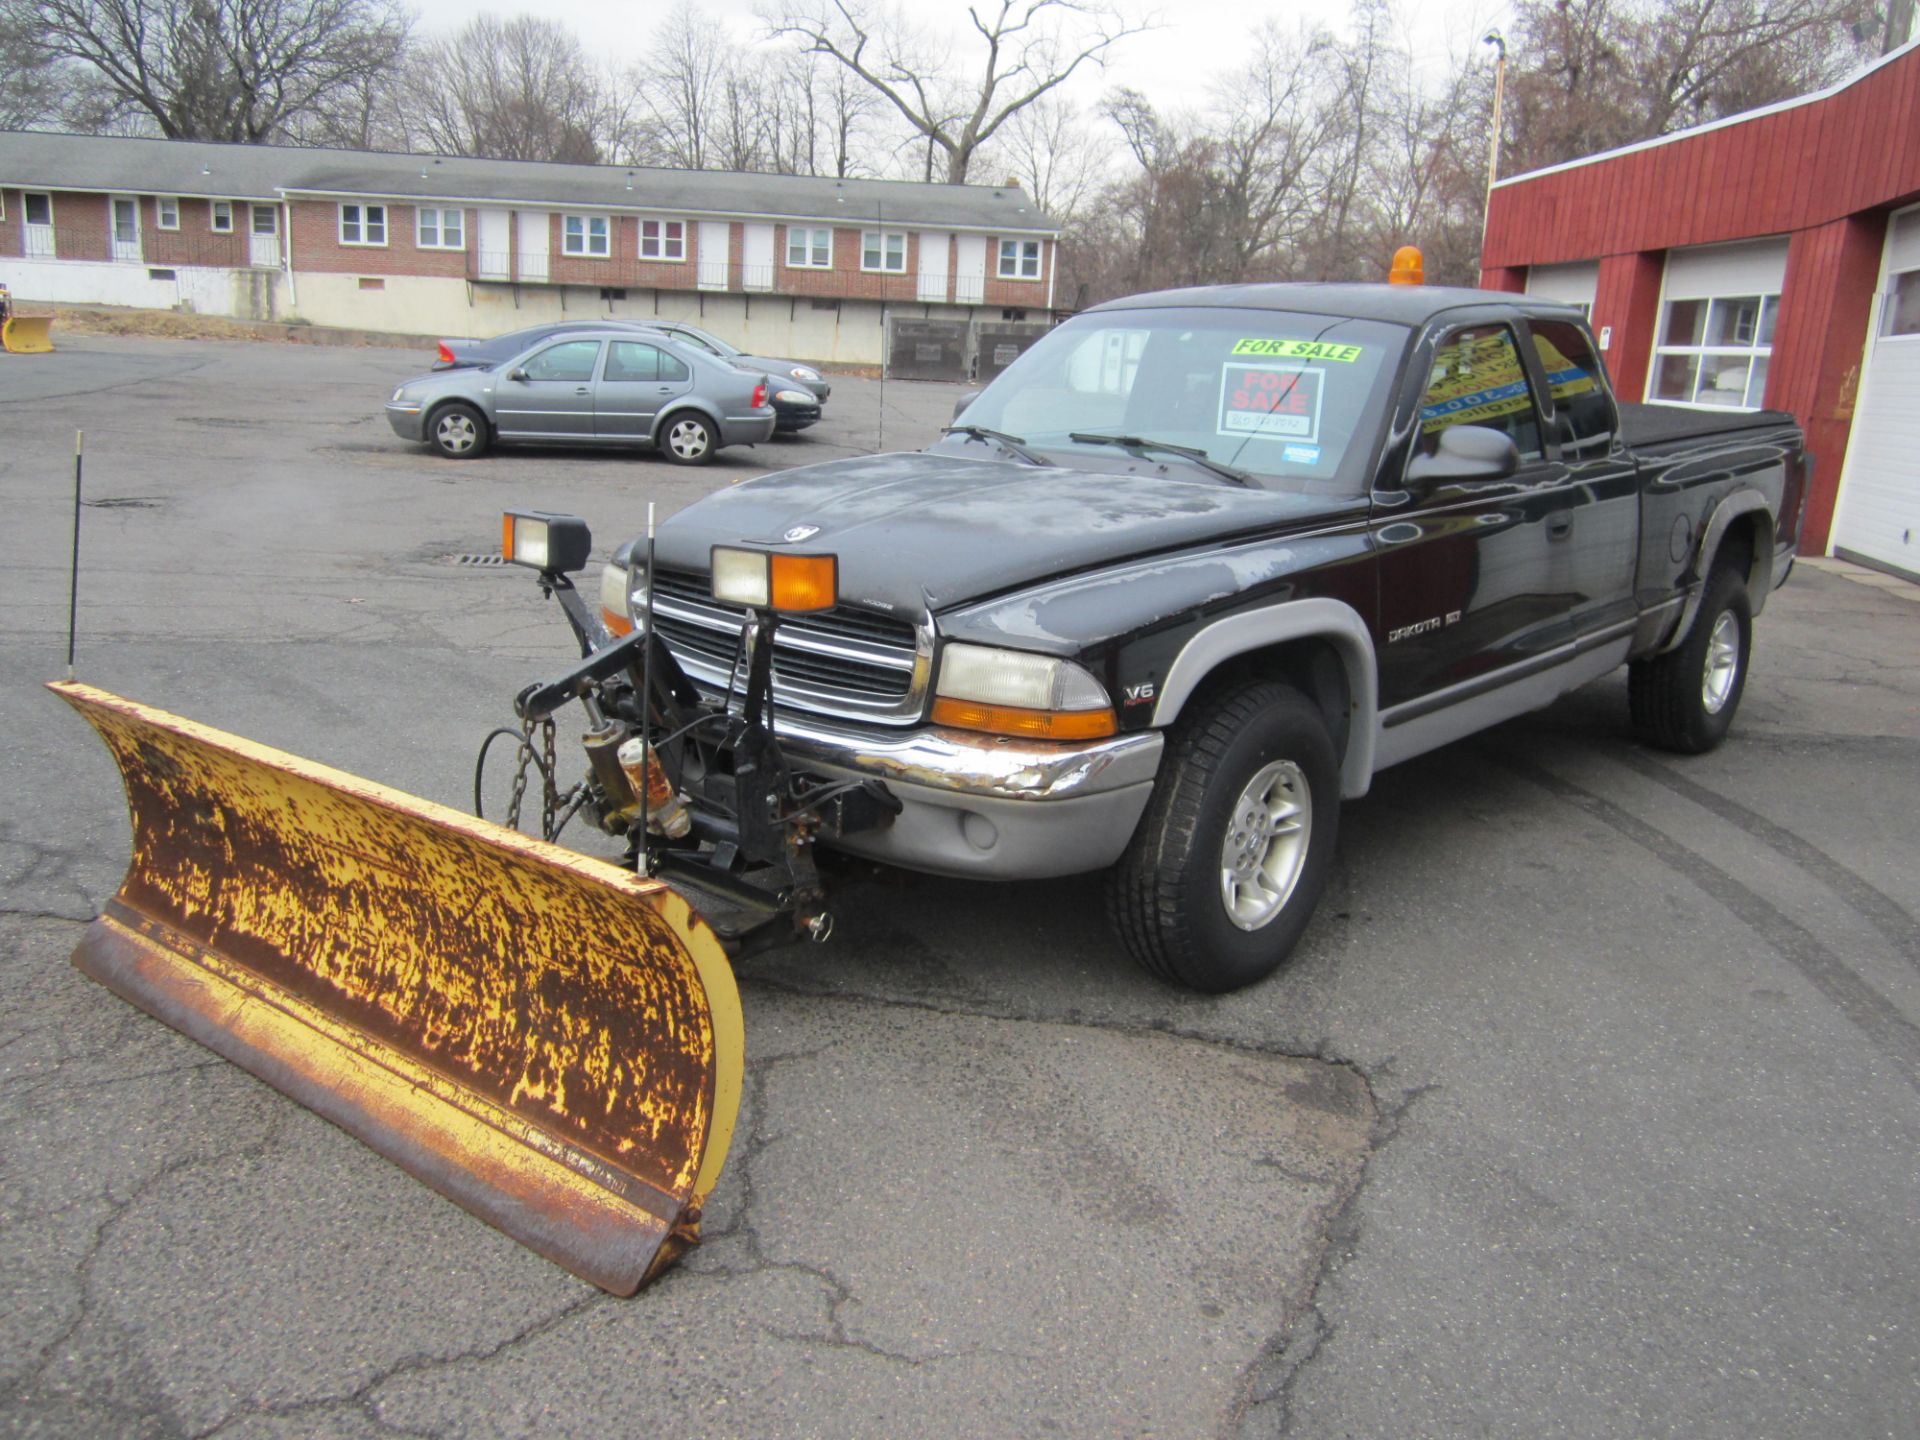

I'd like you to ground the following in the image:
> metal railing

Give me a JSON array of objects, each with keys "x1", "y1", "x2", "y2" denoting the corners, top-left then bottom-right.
[
  {"x1": 741, "y1": 262, "x2": 775, "y2": 292},
  {"x1": 954, "y1": 276, "x2": 986, "y2": 306},
  {"x1": 11, "y1": 226, "x2": 258, "y2": 268}
]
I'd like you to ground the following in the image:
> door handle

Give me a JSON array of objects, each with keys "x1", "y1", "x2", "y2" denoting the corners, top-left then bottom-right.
[
  {"x1": 575, "y1": 386, "x2": 590, "y2": 395},
  {"x1": 1547, "y1": 511, "x2": 1574, "y2": 541}
]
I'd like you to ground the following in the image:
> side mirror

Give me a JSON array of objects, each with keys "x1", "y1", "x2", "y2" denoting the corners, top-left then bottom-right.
[
  {"x1": 1405, "y1": 425, "x2": 1521, "y2": 491},
  {"x1": 508, "y1": 367, "x2": 529, "y2": 382},
  {"x1": 952, "y1": 391, "x2": 981, "y2": 420}
]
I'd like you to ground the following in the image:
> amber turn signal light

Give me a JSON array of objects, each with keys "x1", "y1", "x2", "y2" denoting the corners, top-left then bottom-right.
[{"x1": 930, "y1": 697, "x2": 1117, "y2": 741}]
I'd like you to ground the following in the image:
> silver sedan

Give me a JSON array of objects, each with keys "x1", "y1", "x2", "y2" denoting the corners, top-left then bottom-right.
[{"x1": 385, "y1": 330, "x2": 777, "y2": 464}]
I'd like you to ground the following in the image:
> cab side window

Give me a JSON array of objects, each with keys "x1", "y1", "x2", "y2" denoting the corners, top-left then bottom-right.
[
  {"x1": 1417, "y1": 325, "x2": 1543, "y2": 461},
  {"x1": 1529, "y1": 319, "x2": 1616, "y2": 460},
  {"x1": 523, "y1": 340, "x2": 601, "y2": 382}
]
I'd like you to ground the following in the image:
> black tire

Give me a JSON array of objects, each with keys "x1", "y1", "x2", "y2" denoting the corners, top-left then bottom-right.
[
  {"x1": 1629, "y1": 560, "x2": 1752, "y2": 753},
  {"x1": 427, "y1": 402, "x2": 488, "y2": 459},
  {"x1": 659, "y1": 412, "x2": 716, "y2": 465},
  {"x1": 1106, "y1": 681, "x2": 1339, "y2": 992}
]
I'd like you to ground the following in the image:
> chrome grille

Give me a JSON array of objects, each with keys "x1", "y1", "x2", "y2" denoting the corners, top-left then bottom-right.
[{"x1": 647, "y1": 569, "x2": 930, "y2": 724}]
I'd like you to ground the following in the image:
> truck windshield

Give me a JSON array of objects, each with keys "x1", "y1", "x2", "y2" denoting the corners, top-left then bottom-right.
[{"x1": 957, "y1": 307, "x2": 1407, "y2": 494}]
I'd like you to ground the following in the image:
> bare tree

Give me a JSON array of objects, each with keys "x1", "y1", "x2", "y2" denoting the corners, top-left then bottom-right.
[
  {"x1": 767, "y1": 0, "x2": 1151, "y2": 183},
  {"x1": 6, "y1": 0, "x2": 410, "y2": 142},
  {"x1": 0, "y1": 10, "x2": 68, "y2": 129},
  {"x1": 997, "y1": 90, "x2": 1112, "y2": 221},
  {"x1": 402, "y1": 15, "x2": 611, "y2": 164}
]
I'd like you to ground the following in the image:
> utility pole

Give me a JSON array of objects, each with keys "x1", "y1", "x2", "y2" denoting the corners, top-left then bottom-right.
[{"x1": 1483, "y1": 30, "x2": 1508, "y2": 196}]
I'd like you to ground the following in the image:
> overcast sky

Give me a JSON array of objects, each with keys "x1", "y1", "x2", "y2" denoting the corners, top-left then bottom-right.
[{"x1": 408, "y1": 0, "x2": 1516, "y2": 120}]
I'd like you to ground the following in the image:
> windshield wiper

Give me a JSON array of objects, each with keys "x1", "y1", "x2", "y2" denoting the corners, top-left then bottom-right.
[
  {"x1": 1066, "y1": 433, "x2": 1251, "y2": 486},
  {"x1": 942, "y1": 424, "x2": 1044, "y2": 466}
]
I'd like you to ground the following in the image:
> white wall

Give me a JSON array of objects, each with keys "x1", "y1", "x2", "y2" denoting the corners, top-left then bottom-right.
[{"x1": 7, "y1": 257, "x2": 289, "y2": 321}]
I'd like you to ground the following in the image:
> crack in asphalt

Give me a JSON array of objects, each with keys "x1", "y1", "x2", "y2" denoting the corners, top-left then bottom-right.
[{"x1": 1228, "y1": 1081, "x2": 1440, "y2": 1439}]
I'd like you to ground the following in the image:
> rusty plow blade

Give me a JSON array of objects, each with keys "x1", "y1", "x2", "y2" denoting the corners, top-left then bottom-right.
[
  {"x1": 50, "y1": 682, "x2": 742, "y2": 1295},
  {"x1": 2, "y1": 315, "x2": 54, "y2": 353}
]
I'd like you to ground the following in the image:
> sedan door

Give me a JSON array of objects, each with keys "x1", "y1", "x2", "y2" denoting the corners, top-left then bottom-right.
[
  {"x1": 595, "y1": 341, "x2": 694, "y2": 440},
  {"x1": 493, "y1": 339, "x2": 602, "y2": 439}
]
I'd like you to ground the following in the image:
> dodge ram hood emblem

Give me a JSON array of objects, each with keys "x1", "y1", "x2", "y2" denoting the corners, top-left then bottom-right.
[{"x1": 782, "y1": 524, "x2": 821, "y2": 542}]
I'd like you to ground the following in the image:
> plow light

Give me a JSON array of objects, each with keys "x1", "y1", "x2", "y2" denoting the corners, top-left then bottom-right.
[
  {"x1": 1388, "y1": 245, "x2": 1425, "y2": 286},
  {"x1": 710, "y1": 547, "x2": 838, "y2": 612},
  {"x1": 503, "y1": 511, "x2": 592, "y2": 574},
  {"x1": 932, "y1": 644, "x2": 1117, "y2": 740}
]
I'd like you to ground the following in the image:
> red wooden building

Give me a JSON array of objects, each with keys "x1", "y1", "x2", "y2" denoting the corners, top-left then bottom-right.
[{"x1": 1481, "y1": 40, "x2": 1920, "y2": 577}]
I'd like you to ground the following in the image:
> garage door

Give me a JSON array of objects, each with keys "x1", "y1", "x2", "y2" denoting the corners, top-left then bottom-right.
[{"x1": 1830, "y1": 205, "x2": 1920, "y2": 580}]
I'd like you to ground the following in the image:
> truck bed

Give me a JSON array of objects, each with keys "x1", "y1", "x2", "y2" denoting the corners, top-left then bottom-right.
[{"x1": 1617, "y1": 402, "x2": 1799, "y2": 451}]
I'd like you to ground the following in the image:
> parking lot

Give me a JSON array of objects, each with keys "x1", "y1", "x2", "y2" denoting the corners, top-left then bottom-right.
[{"x1": 3, "y1": 333, "x2": 1918, "y2": 1439}]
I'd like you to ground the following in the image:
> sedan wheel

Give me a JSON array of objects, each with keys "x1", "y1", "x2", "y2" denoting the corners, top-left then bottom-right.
[
  {"x1": 429, "y1": 403, "x2": 488, "y2": 460},
  {"x1": 663, "y1": 415, "x2": 715, "y2": 466}
]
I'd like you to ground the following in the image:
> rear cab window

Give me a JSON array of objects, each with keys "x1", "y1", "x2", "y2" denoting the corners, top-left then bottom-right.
[
  {"x1": 1528, "y1": 317, "x2": 1618, "y2": 459},
  {"x1": 953, "y1": 307, "x2": 1409, "y2": 494}
]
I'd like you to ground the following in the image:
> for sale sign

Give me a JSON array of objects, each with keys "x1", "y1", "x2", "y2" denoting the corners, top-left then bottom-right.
[{"x1": 1218, "y1": 363, "x2": 1322, "y2": 441}]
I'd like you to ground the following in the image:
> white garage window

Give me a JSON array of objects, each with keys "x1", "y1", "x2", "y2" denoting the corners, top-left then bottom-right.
[
  {"x1": 1649, "y1": 240, "x2": 1789, "y2": 410},
  {"x1": 1883, "y1": 267, "x2": 1920, "y2": 337},
  {"x1": 1651, "y1": 293, "x2": 1779, "y2": 409}
]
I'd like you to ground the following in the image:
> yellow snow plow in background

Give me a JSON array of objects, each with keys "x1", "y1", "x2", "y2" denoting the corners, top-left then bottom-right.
[
  {"x1": 50, "y1": 681, "x2": 743, "y2": 1295},
  {"x1": 0, "y1": 285, "x2": 54, "y2": 352}
]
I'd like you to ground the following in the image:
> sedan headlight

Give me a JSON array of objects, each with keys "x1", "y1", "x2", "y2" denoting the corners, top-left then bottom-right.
[
  {"x1": 790, "y1": 366, "x2": 821, "y2": 382},
  {"x1": 932, "y1": 644, "x2": 1116, "y2": 740},
  {"x1": 391, "y1": 386, "x2": 409, "y2": 402},
  {"x1": 773, "y1": 388, "x2": 814, "y2": 405}
]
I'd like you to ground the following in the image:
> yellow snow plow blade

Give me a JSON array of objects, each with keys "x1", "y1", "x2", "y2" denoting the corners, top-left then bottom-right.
[
  {"x1": 2, "y1": 315, "x2": 53, "y2": 352},
  {"x1": 50, "y1": 681, "x2": 742, "y2": 1295}
]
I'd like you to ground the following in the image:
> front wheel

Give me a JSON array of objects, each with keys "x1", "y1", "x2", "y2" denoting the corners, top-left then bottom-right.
[
  {"x1": 1629, "y1": 561, "x2": 1752, "y2": 753},
  {"x1": 1106, "y1": 681, "x2": 1339, "y2": 992},
  {"x1": 428, "y1": 402, "x2": 488, "y2": 459},
  {"x1": 660, "y1": 413, "x2": 716, "y2": 466}
]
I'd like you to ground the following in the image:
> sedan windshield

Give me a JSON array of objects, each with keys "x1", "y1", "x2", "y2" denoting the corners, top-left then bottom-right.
[{"x1": 955, "y1": 307, "x2": 1407, "y2": 494}]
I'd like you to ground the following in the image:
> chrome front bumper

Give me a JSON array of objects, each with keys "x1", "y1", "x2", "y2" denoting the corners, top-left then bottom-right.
[{"x1": 774, "y1": 716, "x2": 1164, "y2": 879}]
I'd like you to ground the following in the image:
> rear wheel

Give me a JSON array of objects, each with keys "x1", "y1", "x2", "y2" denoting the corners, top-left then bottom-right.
[
  {"x1": 1630, "y1": 560, "x2": 1752, "y2": 753},
  {"x1": 428, "y1": 402, "x2": 488, "y2": 459},
  {"x1": 1106, "y1": 681, "x2": 1338, "y2": 992},
  {"x1": 661, "y1": 413, "x2": 716, "y2": 465}
]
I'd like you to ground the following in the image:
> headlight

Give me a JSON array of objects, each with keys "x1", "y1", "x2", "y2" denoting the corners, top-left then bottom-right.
[
  {"x1": 391, "y1": 386, "x2": 409, "y2": 402},
  {"x1": 773, "y1": 388, "x2": 813, "y2": 405},
  {"x1": 501, "y1": 510, "x2": 591, "y2": 573},
  {"x1": 932, "y1": 644, "x2": 1116, "y2": 740},
  {"x1": 599, "y1": 558, "x2": 645, "y2": 635},
  {"x1": 790, "y1": 366, "x2": 820, "y2": 381}
]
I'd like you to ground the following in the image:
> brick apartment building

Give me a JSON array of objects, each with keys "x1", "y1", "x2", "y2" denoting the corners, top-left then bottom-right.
[
  {"x1": 1481, "y1": 38, "x2": 1920, "y2": 574},
  {"x1": 0, "y1": 131, "x2": 1061, "y2": 367}
]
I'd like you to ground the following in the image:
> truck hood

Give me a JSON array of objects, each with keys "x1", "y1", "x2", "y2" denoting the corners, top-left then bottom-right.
[{"x1": 649, "y1": 452, "x2": 1360, "y2": 617}]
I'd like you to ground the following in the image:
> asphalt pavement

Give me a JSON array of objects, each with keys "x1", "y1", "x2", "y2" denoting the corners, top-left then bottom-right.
[{"x1": 1, "y1": 334, "x2": 1916, "y2": 1439}]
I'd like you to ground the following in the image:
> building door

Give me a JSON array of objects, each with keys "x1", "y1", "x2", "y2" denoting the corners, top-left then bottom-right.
[
  {"x1": 918, "y1": 231, "x2": 950, "y2": 303},
  {"x1": 1830, "y1": 205, "x2": 1920, "y2": 580},
  {"x1": 476, "y1": 209, "x2": 511, "y2": 279},
  {"x1": 954, "y1": 234, "x2": 987, "y2": 306},
  {"x1": 518, "y1": 211, "x2": 550, "y2": 282},
  {"x1": 248, "y1": 204, "x2": 279, "y2": 267},
  {"x1": 109, "y1": 196, "x2": 141, "y2": 263},
  {"x1": 741, "y1": 223, "x2": 774, "y2": 290},
  {"x1": 697, "y1": 221, "x2": 730, "y2": 290},
  {"x1": 22, "y1": 192, "x2": 54, "y2": 257}
]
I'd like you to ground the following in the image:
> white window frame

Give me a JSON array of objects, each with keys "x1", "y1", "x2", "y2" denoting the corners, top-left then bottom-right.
[
  {"x1": 639, "y1": 218, "x2": 686, "y2": 261},
  {"x1": 997, "y1": 237, "x2": 1042, "y2": 280},
  {"x1": 562, "y1": 213, "x2": 611, "y2": 258},
  {"x1": 0, "y1": 190, "x2": 5, "y2": 221},
  {"x1": 1648, "y1": 292, "x2": 1779, "y2": 411},
  {"x1": 861, "y1": 229, "x2": 907, "y2": 273},
  {"x1": 786, "y1": 225, "x2": 832, "y2": 269},
  {"x1": 415, "y1": 205, "x2": 465, "y2": 251},
  {"x1": 210, "y1": 200, "x2": 233, "y2": 233},
  {"x1": 23, "y1": 191, "x2": 55, "y2": 226},
  {"x1": 156, "y1": 196, "x2": 180, "y2": 231},
  {"x1": 338, "y1": 202, "x2": 387, "y2": 247}
]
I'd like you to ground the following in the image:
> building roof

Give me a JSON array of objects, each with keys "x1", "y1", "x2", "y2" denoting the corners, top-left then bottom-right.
[{"x1": 0, "y1": 130, "x2": 1058, "y2": 235}]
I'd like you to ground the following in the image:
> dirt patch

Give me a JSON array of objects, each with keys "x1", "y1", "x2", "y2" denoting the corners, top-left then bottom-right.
[{"x1": 9, "y1": 303, "x2": 425, "y2": 350}]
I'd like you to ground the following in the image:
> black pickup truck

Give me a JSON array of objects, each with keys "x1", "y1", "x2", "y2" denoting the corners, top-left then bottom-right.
[{"x1": 505, "y1": 283, "x2": 1807, "y2": 992}]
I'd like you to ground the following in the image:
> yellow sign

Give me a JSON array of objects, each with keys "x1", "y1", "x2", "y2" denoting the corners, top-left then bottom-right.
[
  {"x1": 1420, "y1": 332, "x2": 1534, "y2": 434},
  {"x1": 1232, "y1": 338, "x2": 1364, "y2": 363}
]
